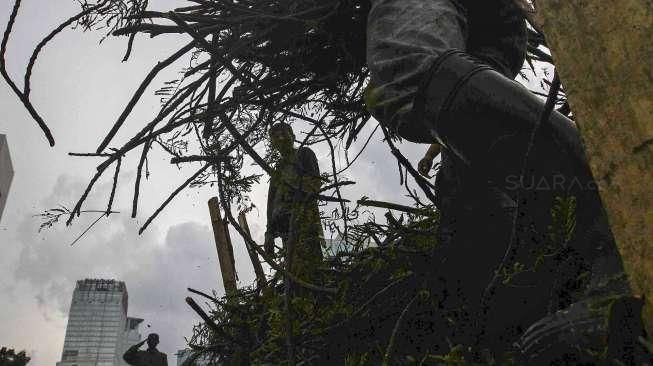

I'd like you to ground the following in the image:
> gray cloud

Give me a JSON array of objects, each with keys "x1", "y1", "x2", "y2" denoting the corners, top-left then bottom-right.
[{"x1": 4, "y1": 173, "x2": 258, "y2": 364}]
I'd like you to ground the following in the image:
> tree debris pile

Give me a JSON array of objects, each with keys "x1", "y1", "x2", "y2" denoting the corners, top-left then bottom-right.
[
  {"x1": 2, "y1": 1, "x2": 651, "y2": 364},
  {"x1": 3, "y1": 0, "x2": 557, "y2": 240},
  {"x1": 182, "y1": 209, "x2": 651, "y2": 365},
  {"x1": 115, "y1": 0, "x2": 374, "y2": 140}
]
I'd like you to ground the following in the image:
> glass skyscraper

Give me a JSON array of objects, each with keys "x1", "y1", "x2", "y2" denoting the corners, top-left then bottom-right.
[{"x1": 57, "y1": 279, "x2": 143, "y2": 366}]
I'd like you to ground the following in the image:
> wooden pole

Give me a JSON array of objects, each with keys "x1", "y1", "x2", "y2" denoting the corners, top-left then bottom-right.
[
  {"x1": 535, "y1": 0, "x2": 653, "y2": 332},
  {"x1": 238, "y1": 212, "x2": 267, "y2": 290},
  {"x1": 208, "y1": 197, "x2": 237, "y2": 296}
]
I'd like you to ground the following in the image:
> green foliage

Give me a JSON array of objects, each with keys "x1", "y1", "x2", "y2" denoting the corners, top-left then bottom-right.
[
  {"x1": 182, "y1": 198, "x2": 637, "y2": 365},
  {"x1": 344, "y1": 352, "x2": 369, "y2": 366},
  {"x1": 499, "y1": 195, "x2": 578, "y2": 286},
  {"x1": 0, "y1": 348, "x2": 30, "y2": 366},
  {"x1": 185, "y1": 208, "x2": 450, "y2": 365},
  {"x1": 547, "y1": 196, "x2": 577, "y2": 248}
]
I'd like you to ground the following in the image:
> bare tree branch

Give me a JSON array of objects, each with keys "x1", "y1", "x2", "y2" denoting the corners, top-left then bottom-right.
[
  {"x1": 95, "y1": 41, "x2": 196, "y2": 153},
  {"x1": 138, "y1": 163, "x2": 210, "y2": 234},
  {"x1": 0, "y1": 0, "x2": 55, "y2": 146}
]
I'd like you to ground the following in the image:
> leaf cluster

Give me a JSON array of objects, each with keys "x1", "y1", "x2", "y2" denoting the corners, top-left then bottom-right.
[{"x1": 0, "y1": 348, "x2": 30, "y2": 366}]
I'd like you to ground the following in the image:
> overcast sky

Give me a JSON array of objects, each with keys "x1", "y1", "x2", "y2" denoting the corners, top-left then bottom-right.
[{"x1": 0, "y1": 1, "x2": 436, "y2": 364}]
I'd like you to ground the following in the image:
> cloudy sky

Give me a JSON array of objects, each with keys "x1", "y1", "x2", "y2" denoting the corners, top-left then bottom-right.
[{"x1": 0, "y1": 1, "x2": 433, "y2": 364}]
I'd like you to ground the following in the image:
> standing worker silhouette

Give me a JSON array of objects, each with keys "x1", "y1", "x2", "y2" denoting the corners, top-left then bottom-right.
[
  {"x1": 264, "y1": 122, "x2": 324, "y2": 283},
  {"x1": 123, "y1": 333, "x2": 167, "y2": 366}
]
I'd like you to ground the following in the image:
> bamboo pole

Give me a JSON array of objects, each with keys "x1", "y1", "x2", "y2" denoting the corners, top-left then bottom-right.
[{"x1": 208, "y1": 197, "x2": 237, "y2": 296}]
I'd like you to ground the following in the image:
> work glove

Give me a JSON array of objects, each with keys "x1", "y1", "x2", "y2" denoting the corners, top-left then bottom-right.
[{"x1": 418, "y1": 157, "x2": 434, "y2": 177}]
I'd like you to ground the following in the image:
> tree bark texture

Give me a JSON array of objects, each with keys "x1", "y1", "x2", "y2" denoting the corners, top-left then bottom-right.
[{"x1": 536, "y1": 0, "x2": 653, "y2": 331}]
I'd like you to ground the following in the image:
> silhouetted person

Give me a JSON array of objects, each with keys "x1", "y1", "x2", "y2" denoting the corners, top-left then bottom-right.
[
  {"x1": 123, "y1": 333, "x2": 167, "y2": 366},
  {"x1": 366, "y1": 0, "x2": 630, "y2": 354},
  {"x1": 264, "y1": 122, "x2": 324, "y2": 282}
]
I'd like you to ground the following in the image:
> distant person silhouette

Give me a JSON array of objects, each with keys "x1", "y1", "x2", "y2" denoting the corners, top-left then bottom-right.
[
  {"x1": 264, "y1": 122, "x2": 324, "y2": 282},
  {"x1": 123, "y1": 333, "x2": 167, "y2": 366}
]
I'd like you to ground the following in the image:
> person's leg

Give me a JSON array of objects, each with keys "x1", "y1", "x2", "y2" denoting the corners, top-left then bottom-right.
[
  {"x1": 420, "y1": 52, "x2": 634, "y2": 353},
  {"x1": 413, "y1": 51, "x2": 586, "y2": 172},
  {"x1": 366, "y1": 0, "x2": 467, "y2": 143}
]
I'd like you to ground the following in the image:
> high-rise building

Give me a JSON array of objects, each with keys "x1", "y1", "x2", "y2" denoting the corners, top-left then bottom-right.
[
  {"x1": 0, "y1": 134, "x2": 14, "y2": 222},
  {"x1": 124, "y1": 317, "x2": 144, "y2": 347},
  {"x1": 57, "y1": 279, "x2": 143, "y2": 366}
]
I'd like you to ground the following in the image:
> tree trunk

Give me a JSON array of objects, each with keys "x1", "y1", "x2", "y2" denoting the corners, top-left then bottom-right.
[{"x1": 535, "y1": 0, "x2": 653, "y2": 332}]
